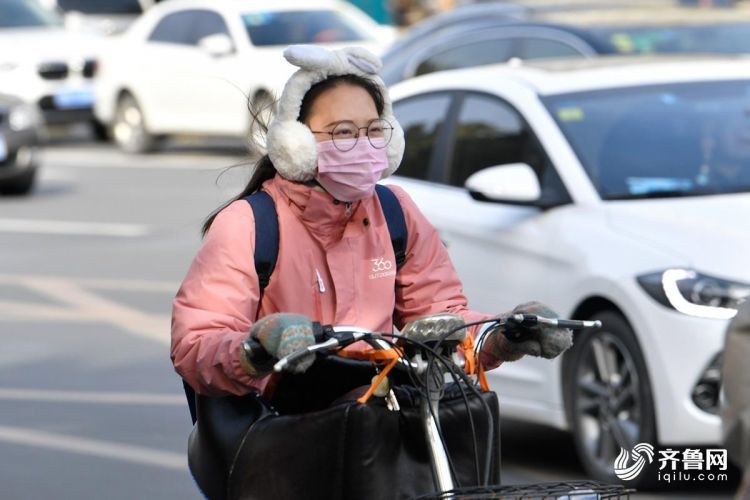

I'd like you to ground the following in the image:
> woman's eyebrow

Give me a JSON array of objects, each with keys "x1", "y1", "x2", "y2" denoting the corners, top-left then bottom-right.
[{"x1": 323, "y1": 118, "x2": 380, "y2": 128}]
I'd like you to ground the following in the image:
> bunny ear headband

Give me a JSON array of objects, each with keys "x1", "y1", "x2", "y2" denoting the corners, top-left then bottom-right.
[{"x1": 266, "y1": 45, "x2": 405, "y2": 182}]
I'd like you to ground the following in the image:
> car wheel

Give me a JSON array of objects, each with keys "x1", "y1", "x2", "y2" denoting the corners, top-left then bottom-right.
[
  {"x1": 250, "y1": 89, "x2": 275, "y2": 126},
  {"x1": 247, "y1": 89, "x2": 275, "y2": 152},
  {"x1": 564, "y1": 310, "x2": 657, "y2": 488},
  {"x1": 90, "y1": 119, "x2": 110, "y2": 142},
  {"x1": 113, "y1": 93, "x2": 159, "y2": 153},
  {"x1": 0, "y1": 168, "x2": 37, "y2": 196}
]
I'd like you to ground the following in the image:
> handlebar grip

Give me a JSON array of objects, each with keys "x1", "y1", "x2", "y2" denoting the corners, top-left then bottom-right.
[
  {"x1": 242, "y1": 338, "x2": 273, "y2": 367},
  {"x1": 312, "y1": 322, "x2": 333, "y2": 342}
]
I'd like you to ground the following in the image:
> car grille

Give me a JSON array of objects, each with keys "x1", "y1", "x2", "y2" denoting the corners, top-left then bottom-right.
[{"x1": 38, "y1": 61, "x2": 68, "y2": 80}]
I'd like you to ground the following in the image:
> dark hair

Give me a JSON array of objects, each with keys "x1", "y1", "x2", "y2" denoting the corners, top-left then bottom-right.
[{"x1": 201, "y1": 74, "x2": 385, "y2": 236}]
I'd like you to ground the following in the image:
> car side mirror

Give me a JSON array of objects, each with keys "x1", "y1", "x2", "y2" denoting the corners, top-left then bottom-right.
[
  {"x1": 198, "y1": 33, "x2": 234, "y2": 58},
  {"x1": 464, "y1": 163, "x2": 541, "y2": 205}
]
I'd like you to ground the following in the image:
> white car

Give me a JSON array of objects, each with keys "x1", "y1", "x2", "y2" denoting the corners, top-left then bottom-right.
[
  {"x1": 388, "y1": 56, "x2": 750, "y2": 485},
  {"x1": 0, "y1": 0, "x2": 103, "y2": 136},
  {"x1": 94, "y1": 0, "x2": 393, "y2": 153},
  {"x1": 38, "y1": 0, "x2": 161, "y2": 36}
]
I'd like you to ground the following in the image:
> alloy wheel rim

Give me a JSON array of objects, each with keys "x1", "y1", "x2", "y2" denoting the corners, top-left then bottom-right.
[
  {"x1": 575, "y1": 330, "x2": 642, "y2": 472},
  {"x1": 114, "y1": 100, "x2": 144, "y2": 149}
]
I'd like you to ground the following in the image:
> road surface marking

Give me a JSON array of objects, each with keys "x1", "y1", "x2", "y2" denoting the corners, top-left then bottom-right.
[
  {"x1": 46, "y1": 148, "x2": 245, "y2": 171},
  {"x1": 0, "y1": 388, "x2": 183, "y2": 405},
  {"x1": 20, "y1": 277, "x2": 171, "y2": 345},
  {"x1": 0, "y1": 218, "x2": 149, "y2": 237},
  {"x1": 0, "y1": 425, "x2": 186, "y2": 470},
  {"x1": 0, "y1": 300, "x2": 99, "y2": 321},
  {"x1": 0, "y1": 274, "x2": 179, "y2": 293}
]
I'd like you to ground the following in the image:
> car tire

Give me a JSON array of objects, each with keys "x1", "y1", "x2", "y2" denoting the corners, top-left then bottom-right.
[
  {"x1": 0, "y1": 168, "x2": 36, "y2": 196},
  {"x1": 250, "y1": 89, "x2": 274, "y2": 124},
  {"x1": 113, "y1": 93, "x2": 160, "y2": 154},
  {"x1": 90, "y1": 119, "x2": 110, "y2": 142},
  {"x1": 564, "y1": 310, "x2": 658, "y2": 489}
]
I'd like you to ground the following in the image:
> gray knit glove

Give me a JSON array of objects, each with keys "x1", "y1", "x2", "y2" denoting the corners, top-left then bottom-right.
[
  {"x1": 481, "y1": 301, "x2": 573, "y2": 367},
  {"x1": 241, "y1": 313, "x2": 315, "y2": 375}
]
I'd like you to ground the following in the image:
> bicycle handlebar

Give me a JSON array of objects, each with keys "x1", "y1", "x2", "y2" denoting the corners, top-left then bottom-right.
[
  {"x1": 507, "y1": 314, "x2": 602, "y2": 330},
  {"x1": 243, "y1": 314, "x2": 604, "y2": 374}
]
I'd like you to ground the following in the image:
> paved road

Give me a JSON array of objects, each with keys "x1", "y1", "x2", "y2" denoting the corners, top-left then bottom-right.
[{"x1": 0, "y1": 135, "x2": 737, "y2": 499}]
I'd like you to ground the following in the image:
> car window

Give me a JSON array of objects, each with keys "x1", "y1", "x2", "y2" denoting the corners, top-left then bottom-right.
[
  {"x1": 241, "y1": 10, "x2": 370, "y2": 46},
  {"x1": 0, "y1": 0, "x2": 62, "y2": 28},
  {"x1": 544, "y1": 81, "x2": 750, "y2": 199},
  {"x1": 148, "y1": 11, "x2": 195, "y2": 45},
  {"x1": 57, "y1": 0, "x2": 142, "y2": 14},
  {"x1": 414, "y1": 38, "x2": 514, "y2": 77},
  {"x1": 519, "y1": 37, "x2": 586, "y2": 59},
  {"x1": 148, "y1": 10, "x2": 229, "y2": 46},
  {"x1": 393, "y1": 93, "x2": 453, "y2": 181},
  {"x1": 189, "y1": 11, "x2": 230, "y2": 45},
  {"x1": 449, "y1": 93, "x2": 569, "y2": 205},
  {"x1": 591, "y1": 24, "x2": 750, "y2": 55}
]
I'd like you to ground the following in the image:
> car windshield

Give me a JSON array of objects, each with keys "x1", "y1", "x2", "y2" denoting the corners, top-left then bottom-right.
[
  {"x1": 590, "y1": 24, "x2": 750, "y2": 55},
  {"x1": 0, "y1": 0, "x2": 62, "y2": 28},
  {"x1": 544, "y1": 81, "x2": 750, "y2": 200},
  {"x1": 56, "y1": 0, "x2": 142, "y2": 14},
  {"x1": 241, "y1": 10, "x2": 371, "y2": 46}
]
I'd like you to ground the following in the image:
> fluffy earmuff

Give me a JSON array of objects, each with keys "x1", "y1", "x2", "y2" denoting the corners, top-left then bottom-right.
[{"x1": 266, "y1": 45, "x2": 405, "y2": 182}]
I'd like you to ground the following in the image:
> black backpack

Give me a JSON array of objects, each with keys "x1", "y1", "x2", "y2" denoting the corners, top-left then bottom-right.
[{"x1": 183, "y1": 184, "x2": 408, "y2": 424}]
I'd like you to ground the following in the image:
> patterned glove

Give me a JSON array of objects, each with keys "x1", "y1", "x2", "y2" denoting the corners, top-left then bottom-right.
[
  {"x1": 240, "y1": 313, "x2": 315, "y2": 375},
  {"x1": 480, "y1": 301, "x2": 573, "y2": 368}
]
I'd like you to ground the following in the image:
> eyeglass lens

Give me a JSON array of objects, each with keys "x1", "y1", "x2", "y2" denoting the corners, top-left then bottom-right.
[{"x1": 331, "y1": 119, "x2": 393, "y2": 151}]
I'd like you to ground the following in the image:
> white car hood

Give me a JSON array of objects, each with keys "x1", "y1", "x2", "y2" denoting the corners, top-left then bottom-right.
[
  {"x1": 605, "y1": 192, "x2": 750, "y2": 283},
  {"x1": 0, "y1": 28, "x2": 100, "y2": 63}
]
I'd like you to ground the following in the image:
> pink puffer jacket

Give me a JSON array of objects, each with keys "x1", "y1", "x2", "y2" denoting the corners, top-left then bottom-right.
[{"x1": 171, "y1": 175, "x2": 493, "y2": 396}]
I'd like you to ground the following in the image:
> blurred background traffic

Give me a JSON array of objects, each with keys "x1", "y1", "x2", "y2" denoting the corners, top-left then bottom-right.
[{"x1": 1, "y1": 0, "x2": 749, "y2": 498}]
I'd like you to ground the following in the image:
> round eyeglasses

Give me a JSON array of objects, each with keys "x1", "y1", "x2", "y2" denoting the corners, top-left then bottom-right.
[{"x1": 310, "y1": 118, "x2": 394, "y2": 152}]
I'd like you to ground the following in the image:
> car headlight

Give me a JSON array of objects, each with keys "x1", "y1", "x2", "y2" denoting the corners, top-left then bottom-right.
[
  {"x1": 9, "y1": 104, "x2": 41, "y2": 132},
  {"x1": 637, "y1": 269, "x2": 749, "y2": 320}
]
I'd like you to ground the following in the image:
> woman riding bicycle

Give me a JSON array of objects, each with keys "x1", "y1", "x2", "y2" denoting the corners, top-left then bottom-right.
[{"x1": 170, "y1": 45, "x2": 573, "y2": 497}]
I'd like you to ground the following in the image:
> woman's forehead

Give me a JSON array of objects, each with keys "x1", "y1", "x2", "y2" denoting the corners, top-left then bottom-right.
[{"x1": 308, "y1": 84, "x2": 379, "y2": 125}]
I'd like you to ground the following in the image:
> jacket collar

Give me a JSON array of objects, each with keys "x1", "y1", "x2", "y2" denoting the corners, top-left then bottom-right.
[{"x1": 266, "y1": 174, "x2": 365, "y2": 246}]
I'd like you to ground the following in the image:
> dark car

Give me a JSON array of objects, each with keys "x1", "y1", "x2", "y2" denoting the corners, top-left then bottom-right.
[
  {"x1": 383, "y1": 2, "x2": 750, "y2": 86},
  {"x1": 0, "y1": 95, "x2": 44, "y2": 195},
  {"x1": 586, "y1": 22, "x2": 750, "y2": 56},
  {"x1": 381, "y1": 5, "x2": 617, "y2": 86}
]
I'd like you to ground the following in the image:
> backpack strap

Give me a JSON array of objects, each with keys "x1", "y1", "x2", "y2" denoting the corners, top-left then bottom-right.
[
  {"x1": 184, "y1": 191, "x2": 280, "y2": 425},
  {"x1": 375, "y1": 184, "x2": 408, "y2": 270},
  {"x1": 184, "y1": 188, "x2": 406, "y2": 424},
  {"x1": 244, "y1": 191, "x2": 279, "y2": 291}
]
